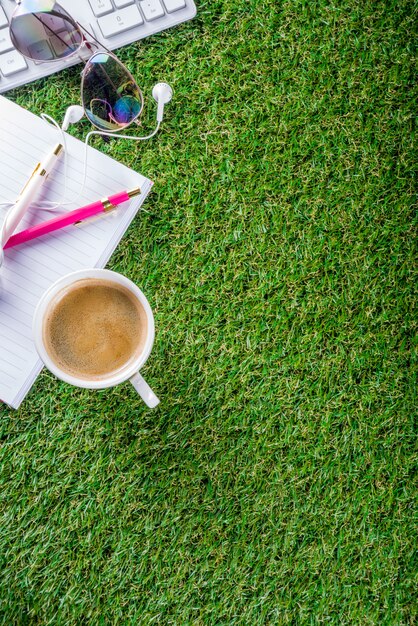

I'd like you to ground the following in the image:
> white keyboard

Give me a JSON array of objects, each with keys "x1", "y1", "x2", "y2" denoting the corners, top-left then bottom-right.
[{"x1": 0, "y1": 0, "x2": 196, "y2": 93}]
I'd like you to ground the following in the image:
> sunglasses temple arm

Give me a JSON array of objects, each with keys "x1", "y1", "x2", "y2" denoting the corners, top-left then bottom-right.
[{"x1": 77, "y1": 23, "x2": 114, "y2": 58}]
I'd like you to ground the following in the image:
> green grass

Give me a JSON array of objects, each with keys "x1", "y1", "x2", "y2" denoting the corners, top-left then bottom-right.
[{"x1": 0, "y1": 0, "x2": 416, "y2": 623}]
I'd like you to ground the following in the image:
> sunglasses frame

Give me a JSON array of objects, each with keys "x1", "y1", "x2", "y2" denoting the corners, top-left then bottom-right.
[
  {"x1": 10, "y1": 0, "x2": 144, "y2": 132},
  {"x1": 81, "y1": 51, "x2": 144, "y2": 131}
]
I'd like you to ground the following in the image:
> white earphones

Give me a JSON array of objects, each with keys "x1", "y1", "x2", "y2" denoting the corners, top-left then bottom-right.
[
  {"x1": 152, "y1": 82, "x2": 173, "y2": 122},
  {"x1": 62, "y1": 82, "x2": 173, "y2": 206},
  {"x1": 62, "y1": 82, "x2": 173, "y2": 131},
  {"x1": 61, "y1": 105, "x2": 85, "y2": 131}
]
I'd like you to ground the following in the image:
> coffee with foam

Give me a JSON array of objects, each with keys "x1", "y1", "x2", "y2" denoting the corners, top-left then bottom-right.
[{"x1": 43, "y1": 278, "x2": 148, "y2": 380}]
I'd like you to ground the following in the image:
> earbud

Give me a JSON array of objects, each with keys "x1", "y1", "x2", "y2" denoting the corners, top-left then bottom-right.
[
  {"x1": 61, "y1": 105, "x2": 85, "y2": 131},
  {"x1": 152, "y1": 83, "x2": 173, "y2": 122}
]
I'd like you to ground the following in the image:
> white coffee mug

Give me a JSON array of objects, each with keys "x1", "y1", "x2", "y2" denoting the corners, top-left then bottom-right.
[{"x1": 32, "y1": 268, "x2": 159, "y2": 408}]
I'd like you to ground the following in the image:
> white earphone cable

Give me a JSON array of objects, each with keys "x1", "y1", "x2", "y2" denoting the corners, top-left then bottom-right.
[{"x1": 79, "y1": 123, "x2": 161, "y2": 201}]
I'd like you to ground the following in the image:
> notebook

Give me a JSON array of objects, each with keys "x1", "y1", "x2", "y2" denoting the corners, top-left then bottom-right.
[{"x1": 0, "y1": 96, "x2": 153, "y2": 409}]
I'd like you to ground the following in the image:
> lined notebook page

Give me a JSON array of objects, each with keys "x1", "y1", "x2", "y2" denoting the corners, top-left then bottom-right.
[{"x1": 0, "y1": 96, "x2": 152, "y2": 409}]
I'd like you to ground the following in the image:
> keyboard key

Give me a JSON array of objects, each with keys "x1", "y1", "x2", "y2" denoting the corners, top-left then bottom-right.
[
  {"x1": 114, "y1": 0, "x2": 135, "y2": 7},
  {"x1": 162, "y1": 0, "x2": 186, "y2": 12},
  {"x1": 50, "y1": 31, "x2": 76, "y2": 57},
  {"x1": 98, "y1": 6, "x2": 143, "y2": 38},
  {"x1": 0, "y1": 50, "x2": 28, "y2": 76},
  {"x1": 40, "y1": 13, "x2": 67, "y2": 33},
  {"x1": 0, "y1": 7, "x2": 8, "y2": 29},
  {"x1": 140, "y1": 0, "x2": 165, "y2": 21},
  {"x1": 0, "y1": 29, "x2": 13, "y2": 54},
  {"x1": 89, "y1": 0, "x2": 114, "y2": 17},
  {"x1": 28, "y1": 40, "x2": 54, "y2": 61}
]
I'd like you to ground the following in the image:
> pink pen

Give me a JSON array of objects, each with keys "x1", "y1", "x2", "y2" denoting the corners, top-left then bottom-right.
[{"x1": 4, "y1": 187, "x2": 141, "y2": 250}]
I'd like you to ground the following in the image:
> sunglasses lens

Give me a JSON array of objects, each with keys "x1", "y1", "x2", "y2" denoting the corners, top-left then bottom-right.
[
  {"x1": 10, "y1": 2, "x2": 83, "y2": 61},
  {"x1": 82, "y1": 53, "x2": 143, "y2": 131}
]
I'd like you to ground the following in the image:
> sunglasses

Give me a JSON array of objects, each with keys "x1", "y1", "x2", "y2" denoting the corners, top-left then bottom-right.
[{"x1": 9, "y1": 0, "x2": 144, "y2": 132}]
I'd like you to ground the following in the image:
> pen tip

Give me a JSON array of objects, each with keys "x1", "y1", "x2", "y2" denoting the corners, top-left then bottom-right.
[{"x1": 127, "y1": 187, "x2": 141, "y2": 198}]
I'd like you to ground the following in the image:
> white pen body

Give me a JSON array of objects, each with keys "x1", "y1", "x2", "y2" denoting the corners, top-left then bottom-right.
[{"x1": 2, "y1": 143, "x2": 63, "y2": 243}]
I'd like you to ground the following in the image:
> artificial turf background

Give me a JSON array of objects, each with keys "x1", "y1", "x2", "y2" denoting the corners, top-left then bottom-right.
[{"x1": 0, "y1": 0, "x2": 416, "y2": 623}]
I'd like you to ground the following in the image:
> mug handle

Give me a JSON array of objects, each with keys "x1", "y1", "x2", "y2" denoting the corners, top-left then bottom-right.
[{"x1": 130, "y1": 372, "x2": 160, "y2": 408}]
